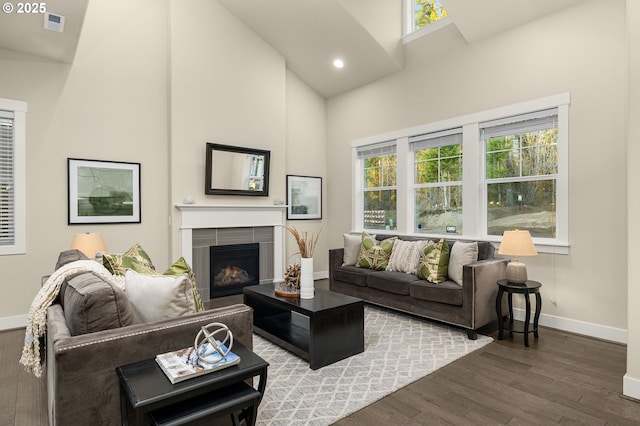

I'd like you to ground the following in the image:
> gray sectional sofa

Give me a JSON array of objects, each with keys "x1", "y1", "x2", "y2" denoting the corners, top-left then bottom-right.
[{"x1": 329, "y1": 234, "x2": 508, "y2": 339}]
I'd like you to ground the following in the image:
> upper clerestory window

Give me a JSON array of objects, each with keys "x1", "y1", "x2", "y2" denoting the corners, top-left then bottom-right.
[{"x1": 403, "y1": 0, "x2": 451, "y2": 39}]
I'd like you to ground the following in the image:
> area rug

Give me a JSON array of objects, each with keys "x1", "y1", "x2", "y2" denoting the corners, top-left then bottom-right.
[{"x1": 252, "y1": 305, "x2": 493, "y2": 425}]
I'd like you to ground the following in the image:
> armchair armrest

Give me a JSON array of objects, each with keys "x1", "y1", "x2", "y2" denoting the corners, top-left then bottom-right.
[{"x1": 463, "y1": 258, "x2": 509, "y2": 331}]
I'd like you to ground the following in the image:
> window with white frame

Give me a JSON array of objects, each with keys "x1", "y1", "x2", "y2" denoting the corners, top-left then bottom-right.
[
  {"x1": 481, "y1": 109, "x2": 559, "y2": 239},
  {"x1": 0, "y1": 99, "x2": 26, "y2": 255},
  {"x1": 403, "y1": 0, "x2": 450, "y2": 37},
  {"x1": 352, "y1": 94, "x2": 569, "y2": 251},
  {"x1": 357, "y1": 142, "x2": 397, "y2": 230},
  {"x1": 410, "y1": 128, "x2": 463, "y2": 234}
]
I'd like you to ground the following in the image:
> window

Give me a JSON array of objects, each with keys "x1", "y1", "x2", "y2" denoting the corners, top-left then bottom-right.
[
  {"x1": 0, "y1": 98, "x2": 26, "y2": 255},
  {"x1": 352, "y1": 93, "x2": 569, "y2": 252},
  {"x1": 358, "y1": 142, "x2": 397, "y2": 230},
  {"x1": 482, "y1": 110, "x2": 558, "y2": 239},
  {"x1": 411, "y1": 128, "x2": 463, "y2": 234},
  {"x1": 404, "y1": 0, "x2": 449, "y2": 36}
]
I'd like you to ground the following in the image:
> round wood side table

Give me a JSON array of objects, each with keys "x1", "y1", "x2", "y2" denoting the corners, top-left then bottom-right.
[{"x1": 496, "y1": 279, "x2": 542, "y2": 347}]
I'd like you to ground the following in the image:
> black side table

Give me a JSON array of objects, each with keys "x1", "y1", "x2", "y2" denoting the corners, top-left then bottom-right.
[
  {"x1": 496, "y1": 279, "x2": 542, "y2": 347},
  {"x1": 117, "y1": 341, "x2": 268, "y2": 425}
]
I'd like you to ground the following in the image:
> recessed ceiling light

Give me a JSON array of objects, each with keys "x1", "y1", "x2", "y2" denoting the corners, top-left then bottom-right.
[{"x1": 333, "y1": 58, "x2": 345, "y2": 69}]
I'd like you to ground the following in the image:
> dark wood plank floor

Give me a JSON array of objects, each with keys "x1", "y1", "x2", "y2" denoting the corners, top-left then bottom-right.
[{"x1": 4, "y1": 281, "x2": 640, "y2": 425}]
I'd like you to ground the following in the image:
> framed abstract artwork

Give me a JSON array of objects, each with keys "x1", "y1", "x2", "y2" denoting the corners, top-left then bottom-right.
[
  {"x1": 67, "y1": 158, "x2": 141, "y2": 224},
  {"x1": 286, "y1": 175, "x2": 322, "y2": 220}
]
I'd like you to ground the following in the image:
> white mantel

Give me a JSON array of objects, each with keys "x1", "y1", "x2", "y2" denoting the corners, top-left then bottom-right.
[{"x1": 175, "y1": 204, "x2": 287, "y2": 281}]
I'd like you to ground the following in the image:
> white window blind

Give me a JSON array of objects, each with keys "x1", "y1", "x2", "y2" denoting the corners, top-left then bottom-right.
[
  {"x1": 0, "y1": 110, "x2": 15, "y2": 246},
  {"x1": 357, "y1": 141, "x2": 396, "y2": 159},
  {"x1": 409, "y1": 128, "x2": 462, "y2": 150},
  {"x1": 480, "y1": 108, "x2": 558, "y2": 140}
]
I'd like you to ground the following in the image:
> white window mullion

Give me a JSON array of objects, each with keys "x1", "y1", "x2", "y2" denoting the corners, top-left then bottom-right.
[
  {"x1": 462, "y1": 122, "x2": 480, "y2": 239},
  {"x1": 396, "y1": 137, "x2": 409, "y2": 234}
]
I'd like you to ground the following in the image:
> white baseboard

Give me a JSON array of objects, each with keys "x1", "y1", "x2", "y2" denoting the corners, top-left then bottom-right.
[
  {"x1": 512, "y1": 308, "x2": 627, "y2": 344},
  {"x1": 623, "y1": 374, "x2": 640, "y2": 401},
  {"x1": 315, "y1": 270, "x2": 329, "y2": 280},
  {"x1": 0, "y1": 314, "x2": 27, "y2": 331}
]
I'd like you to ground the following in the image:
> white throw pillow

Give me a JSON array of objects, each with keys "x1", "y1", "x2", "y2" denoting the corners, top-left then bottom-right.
[
  {"x1": 386, "y1": 239, "x2": 432, "y2": 274},
  {"x1": 447, "y1": 241, "x2": 479, "y2": 285},
  {"x1": 343, "y1": 233, "x2": 374, "y2": 266},
  {"x1": 124, "y1": 270, "x2": 196, "y2": 323}
]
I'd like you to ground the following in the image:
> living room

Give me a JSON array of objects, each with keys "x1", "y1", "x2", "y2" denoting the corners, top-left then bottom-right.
[{"x1": 1, "y1": 0, "x2": 640, "y2": 423}]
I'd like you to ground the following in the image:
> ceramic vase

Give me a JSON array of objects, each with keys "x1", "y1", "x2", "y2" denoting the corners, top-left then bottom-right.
[{"x1": 299, "y1": 257, "x2": 315, "y2": 299}]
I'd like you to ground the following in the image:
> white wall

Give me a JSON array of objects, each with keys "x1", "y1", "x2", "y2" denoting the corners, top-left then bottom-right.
[
  {"x1": 168, "y1": 0, "x2": 328, "y2": 270},
  {"x1": 327, "y1": 0, "x2": 628, "y2": 336},
  {"x1": 0, "y1": 0, "x2": 170, "y2": 325},
  {"x1": 285, "y1": 70, "x2": 328, "y2": 273},
  {"x1": 625, "y1": 0, "x2": 640, "y2": 401}
]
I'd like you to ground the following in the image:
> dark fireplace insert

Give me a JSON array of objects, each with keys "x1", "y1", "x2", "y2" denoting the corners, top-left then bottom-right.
[{"x1": 210, "y1": 243, "x2": 259, "y2": 297}]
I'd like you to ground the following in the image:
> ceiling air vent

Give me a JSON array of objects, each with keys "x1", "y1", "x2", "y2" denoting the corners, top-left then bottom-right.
[{"x1": 44, "y1": 12, "x2": 65, "y2": 32}]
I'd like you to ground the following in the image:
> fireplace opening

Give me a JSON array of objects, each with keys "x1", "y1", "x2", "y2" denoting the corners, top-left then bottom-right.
[{"x1": 210, "y1": 243, "x2": 259, "y2": 297}]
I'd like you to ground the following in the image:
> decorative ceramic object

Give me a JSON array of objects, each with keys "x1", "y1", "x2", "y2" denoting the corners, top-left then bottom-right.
[
  {"x1": 285, "y1": 226, "x2": 321, "y2": 299},
  {"x1": 300, "y1": 257, "x2": 314, "y2": 299}
]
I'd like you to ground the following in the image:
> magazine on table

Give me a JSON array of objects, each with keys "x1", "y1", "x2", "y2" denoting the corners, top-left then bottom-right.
[{"x1": 155, "y1": 341, "x2": 241, "y2": 384}]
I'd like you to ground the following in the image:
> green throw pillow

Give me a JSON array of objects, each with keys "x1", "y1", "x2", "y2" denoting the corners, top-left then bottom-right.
[
  {"x1": 417, "y1": 238, "x2": 450, "y2": 283},
  {"x1": 356, "y1": 233, "x2": 397, "y2": 271},
  {"x1": 103, "y1": 243, "x2": 155, "y2": 276}
]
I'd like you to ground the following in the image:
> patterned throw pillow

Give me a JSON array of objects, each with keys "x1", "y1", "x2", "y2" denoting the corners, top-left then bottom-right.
[
  {"x1": 102, "y1": 243, "x2": 155, "y2": 276},
  {"x1": 417, "y1": 238, "x2": 450, "y2": 283},
  {"x1": 386, "y1": 239, "x2": 433, "y2": 274},
  {"x1": 356, "y1": 233, "x2": 397, "y2": 270}
]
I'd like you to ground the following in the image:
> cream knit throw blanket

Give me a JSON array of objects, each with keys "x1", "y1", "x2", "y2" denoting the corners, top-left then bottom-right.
[{"x1": 19, "y1": 260, "x2": 121, "y2": 378}]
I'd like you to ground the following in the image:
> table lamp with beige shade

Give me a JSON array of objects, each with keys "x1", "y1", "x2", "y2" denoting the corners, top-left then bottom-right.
[
  {"x1": 70, "y1": 232, "x2": 106, "y2": 259},
  {"x1": 498, "y1": 229, "x2": 537, "y2": 284}
]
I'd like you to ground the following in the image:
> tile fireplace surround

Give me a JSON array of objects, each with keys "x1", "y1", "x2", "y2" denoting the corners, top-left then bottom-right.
[{"x1": 175, "y1": 204, "x2": 286, "y2": 301}]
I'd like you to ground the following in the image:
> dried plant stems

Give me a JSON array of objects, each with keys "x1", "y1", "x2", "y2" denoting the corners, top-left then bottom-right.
[{"x1": 287, "y1": 226, "x2": 321, "y2": 259}]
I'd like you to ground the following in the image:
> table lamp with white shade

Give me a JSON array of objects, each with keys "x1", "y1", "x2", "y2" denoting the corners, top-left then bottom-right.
[{"x1": 498, "y1": 229, "x2": 537, "y2": 284}]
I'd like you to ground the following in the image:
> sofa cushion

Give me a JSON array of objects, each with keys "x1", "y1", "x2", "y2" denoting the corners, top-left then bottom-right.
[
  {"x1": 477, "y1": 241, "x2": 495, "y2": 261},
  {"x1": 129, "y1": 257, "x2": 205, "y2": 312},
  {"x1": 102, "y1": 243, "x2": 155, "y2": 276},
  {"x1": 54, "y1": 249, "x2": 89, "y2": 304},
  {"x1": 386, "y1": 239, "x2": 433, "y2": 274},
  {"x1": 333, "y1": 265, "x2": 378, "y2": 287},
  {"x1": 416, "y1": 238, "x2": 450, "y2": 284},
  {"x1": 63, "y1": 271, "x2": 136, "y2": 336},
  {"x1": 343, "y1": 233, "x2": 371, "y2": 266},
  {"x1": 447, "y1": 241, "x2": 478, "y2": 285},
  {"x1": 356, "y1": 233, "x2": 397, "y2": 270},
  {"x1": 124, "y1": 270, "x2": 196, "y2": 323},
  {"x1": 410, "y1": 280, "x2": 463, "y2": 306},
  {"x1": 367, "y1": 270, "x2": 420, "y2": 295}
]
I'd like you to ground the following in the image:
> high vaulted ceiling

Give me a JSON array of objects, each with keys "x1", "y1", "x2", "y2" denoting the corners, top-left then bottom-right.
[
  {"x1": 0, "y1": 0, "x2": 585, "y2": 98},
  {"x1": 0, "y1": 0, "x2": 88, "y2": 63}
]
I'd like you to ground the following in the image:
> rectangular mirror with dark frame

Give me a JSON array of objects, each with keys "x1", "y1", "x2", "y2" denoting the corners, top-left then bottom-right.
[{"x1": 205, "y1": 143, "x2": 270, "y2": 196}]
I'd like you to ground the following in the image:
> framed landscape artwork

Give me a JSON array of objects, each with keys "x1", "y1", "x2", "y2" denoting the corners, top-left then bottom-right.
[
  {"x1": 286, "y1": 175, "x2": 322, "y2": 220},
  {"x1": 67, "y1": 158, "x2": 141, "y2": 224}
]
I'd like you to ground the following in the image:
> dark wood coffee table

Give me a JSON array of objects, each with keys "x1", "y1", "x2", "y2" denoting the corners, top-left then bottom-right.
[{"x1": 243, "y1": 283, "x2": 364, "y2": 370}]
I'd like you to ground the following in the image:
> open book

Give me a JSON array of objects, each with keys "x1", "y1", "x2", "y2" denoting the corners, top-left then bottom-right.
[{"x1": 155, "y1": 342, "x2": 241, "y2": 384}]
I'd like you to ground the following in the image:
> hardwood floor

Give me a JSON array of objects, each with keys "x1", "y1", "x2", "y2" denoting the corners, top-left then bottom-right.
[{"x1": 4, "y1": 282, "x2": 640, "y2": 425}]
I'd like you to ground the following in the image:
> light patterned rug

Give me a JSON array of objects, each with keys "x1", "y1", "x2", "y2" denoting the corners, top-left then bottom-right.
[{"x1": 252, "y1": 305, "x2": 493, "y2": 425}]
